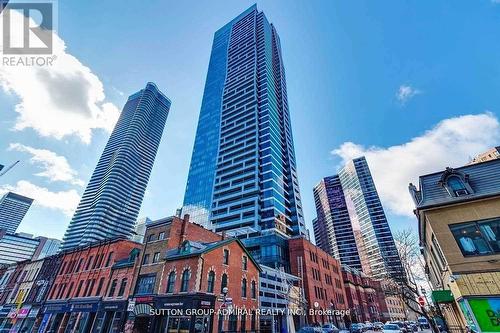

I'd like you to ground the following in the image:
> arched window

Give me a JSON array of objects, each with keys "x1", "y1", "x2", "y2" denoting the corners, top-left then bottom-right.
[
  {"x1": 180, "y1": 269, "x2": 190, "y2": 292},
  {"x1": 166, "y1": 271, "x2": 176, "y2": 293},
  {"x1": 251, "y1": 280, "x2": 256, "y2": 299},
  {"x1": 241, "y1": 278, "x2": 247, "y2": 298},
  {"x1": 221, "y1": 273, "x2": 228, "y2": 292},
  {"x1": 447, "y1": 176, "x2": 468, "y2": 195},
  {"x1": 207, "y1": 271, "x2": 215, "y2": 293}
]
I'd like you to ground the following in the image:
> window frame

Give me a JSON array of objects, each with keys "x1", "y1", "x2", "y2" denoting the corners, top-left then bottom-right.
[{"x1": 449, "y1": 217, "x2": 500, "y2": 257}]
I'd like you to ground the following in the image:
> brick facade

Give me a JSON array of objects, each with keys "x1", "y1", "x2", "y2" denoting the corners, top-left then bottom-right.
[
  {"x1": 342, "y1": 265, "x2": 382, "y2": 323},
  {"x1": 134, "y1": 215, "x2": 223, "y2": 295},
  {"x1": 288, "y1": 237, "x2": 348, "y2": 327}
]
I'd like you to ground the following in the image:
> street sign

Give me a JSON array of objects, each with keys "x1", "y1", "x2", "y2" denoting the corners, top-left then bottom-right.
[
  {"x1": 418, "y1": 296, "x2": 425, "y2": 306},
  {"x1": 217, "y1": 297, "x2": 225, "y2": 302},
  {"x1": 127, "y1": 299, "x2": 136, "y2": 312},
  {"x1": 225, "y1": 297, "x2": 233, "y2": 304}
]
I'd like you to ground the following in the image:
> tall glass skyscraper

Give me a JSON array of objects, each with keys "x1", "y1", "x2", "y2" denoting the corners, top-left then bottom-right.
[
  {"x1": 313, "y1": 176, "x2": 362, "y2": 270},
  {"x1": 183, "y1": 5, "x2": 307, "y2": 269},
  {"x1": 338, "y1": 157, "x2": 403, "y2": 279},
  {"x1": 61, "y1": 83, "x2": 171, "y2": 251},
  {"x1": 0, "y1": 191, "x2": 34, "y2": 233}
]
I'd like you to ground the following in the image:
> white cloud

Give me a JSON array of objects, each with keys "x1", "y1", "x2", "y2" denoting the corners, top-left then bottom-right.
[
  {"x1": 396, "y1": 84, "x2": 421, "y2": 104},
  {"x1": 8, "y1": 143, "x2": 84, "y2": 186},
  {"x1": 0, "y1": 9, "x2": 119, "y2": 144},
  {"x1": 332, "y1": 113, "x2": 500, "y2": 217},
  {"x1": 0, "y1": 180, "x2": 80, "y2": 216}
]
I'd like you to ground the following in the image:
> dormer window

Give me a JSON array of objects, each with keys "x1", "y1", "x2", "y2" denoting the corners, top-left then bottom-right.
[
  {"x1": 180, "y1": 241, "x2": 190, "y2": 254},
  {"x1": 439, "y1": 168, "x2": 473, "y2": 197},
  {"x1": 447, "y1": 176, "x2": 468, "y2": 196}
]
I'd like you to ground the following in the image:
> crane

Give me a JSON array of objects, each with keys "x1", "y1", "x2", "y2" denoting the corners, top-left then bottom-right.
[{"x1": 0, "y1": 160, "x2": 19, "y2": 177}]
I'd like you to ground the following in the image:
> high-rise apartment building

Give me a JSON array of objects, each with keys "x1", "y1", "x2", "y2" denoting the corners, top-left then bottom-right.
[
  {"x1": 182, "y1": 6, "x2": 306, "y2": 269},
  {"x1": 313, "y1": 175, "x2": 362, "y2": 270},
  {"x1": 0, "y1": 231, "x2": 58, "y2": 265},
  {"x1": 61, "y1": 83, "x2": 171, "y2": 251},
  {"x1": 0, "y1": 191, "x2": 34, "y2": 233},
  {"x1": 338, "y1": 157, "x2": 402, "y2": 279},
  {"x1": 467, "y1": 146, "x2": 500, "y2": 165},
  {"x1": 314, "y1": 157, "x2": 402, "y2": 279}
]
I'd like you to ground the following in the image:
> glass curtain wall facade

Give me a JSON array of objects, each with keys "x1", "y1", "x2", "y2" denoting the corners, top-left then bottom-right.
[
  {"x1": 313, "y1": 175, "x2": 362, "y2": 270},
  {"x1": 338, "y1": 157, "x2": 403, "y2": 280},
  {"x1": 0, "y1": 192, "x2": 34, "y2": 233},
  {"x1": 183, "y1": 5, "x2": 306, "y2": 269},
  {"x1": 61, "y1": 83, "x2": 171, "y2": 251}
]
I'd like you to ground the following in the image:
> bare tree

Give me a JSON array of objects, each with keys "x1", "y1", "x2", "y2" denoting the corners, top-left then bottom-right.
[{"x1": 387, "y1": 228, "x2": 441, "y2": 333}]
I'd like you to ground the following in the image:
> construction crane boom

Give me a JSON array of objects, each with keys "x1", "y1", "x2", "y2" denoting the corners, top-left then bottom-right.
[{"x1": 0, "y1": 160, "x2": 19, "y2": 177}]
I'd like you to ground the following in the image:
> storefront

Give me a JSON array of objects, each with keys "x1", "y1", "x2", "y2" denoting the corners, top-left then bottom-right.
[
  {"x1": 461, "y1": 297, "x2": 500, "y2": 333},
  {"x1": 38, "y1": 301, "x2": 71, "y2": 333},
  {"x1": 18, "y1": 306, "x2": 40, "y2": 332},
  {"x1": 63, "y1": 299, "x2": 100, "y2": 333},
  {"x1": 0, "y1": 304, "x2": 14, "y2": 331},
  {"x1": 130, "y1": 294, "x2": 216, "y2": 333},
  {"x1": 6, "y1": 305, "x2": 33, "y2": 332},
  {"x1": 153, "y1": 294, "x2": 215, "y2": 333},
  {"x1": 92, "y1": 300, "x2": 128, "y2": 333}
]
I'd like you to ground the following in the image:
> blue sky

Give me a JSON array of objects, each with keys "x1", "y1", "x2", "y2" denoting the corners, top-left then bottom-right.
[{"x1": 1, "y1": 0, "x2": 500, "y2": 241}]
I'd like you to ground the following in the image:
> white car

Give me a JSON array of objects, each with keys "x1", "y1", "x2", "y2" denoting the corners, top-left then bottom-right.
[{"x1": 382, "y1": 324, "x2": 401, "y2": 333}]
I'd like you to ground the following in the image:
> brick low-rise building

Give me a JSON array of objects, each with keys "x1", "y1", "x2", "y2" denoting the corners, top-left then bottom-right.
[
  {"x1": 38, "y1": 237, "x2": 141, "y2": 333},
  {"x1": 128, "y1": 215, "x2": 261, "y2": 333},
  {"x1": 288, "y1": 236, "x2": 348, "y2": 328},
  {"x1": 341, "y1": 265, "x2": 381, "y2": 324}
]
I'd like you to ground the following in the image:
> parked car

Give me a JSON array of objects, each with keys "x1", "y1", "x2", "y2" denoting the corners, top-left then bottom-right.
[
  {"x1": 418, "y1": 317, "x2": 430, "y2": 329},
  {"x1": 350, "y1": 323, "x2": 364, "y2": 333},
  {"x1": 322, "y1": 323, "x2": 340, "y2": 333},
  {"x1": 383, "y1": 324, "x2": 402, "y2": 333},
  {"x1": 365, "y1": 322, "x2": 374, "y2": 330},
  {"x1": 390, "y1": 322, "x2": 407, "y2": 333},
  {"x1": 298, "y1": 326, "x2": 323, "y2": 333},
  {"x1": 374, "y1": 322, "x2": 384, "y2": 330}
]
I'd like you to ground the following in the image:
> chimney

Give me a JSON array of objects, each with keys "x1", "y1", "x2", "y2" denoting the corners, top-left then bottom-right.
[
  {"x1": 221, "y1": 231, "x2": 226, "y2": 240},
  {"x1": 179, "y1": 214, "x2": 190, "y2": 247}
]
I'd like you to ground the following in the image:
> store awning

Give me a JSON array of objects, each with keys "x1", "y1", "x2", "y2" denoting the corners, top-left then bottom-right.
[{"x1": 431, "y1": 290, "x2": 455, "y2": 303}]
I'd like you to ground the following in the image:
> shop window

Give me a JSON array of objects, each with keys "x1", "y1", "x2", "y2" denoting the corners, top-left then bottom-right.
[
  {"x1": 240, "y1": 314, "x2": 246, "y2": 332},
  {"x1": 450, "y1": 218, "x2": 500, "y2": 256},
  {"x1": 228, "y1": 314, "x2": 237, "y2": 331}
]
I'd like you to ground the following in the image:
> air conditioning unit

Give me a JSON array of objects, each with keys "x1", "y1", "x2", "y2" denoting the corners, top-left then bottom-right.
[{"x1": 455, "y1": 189, "x2": 469, "y2": 196}]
